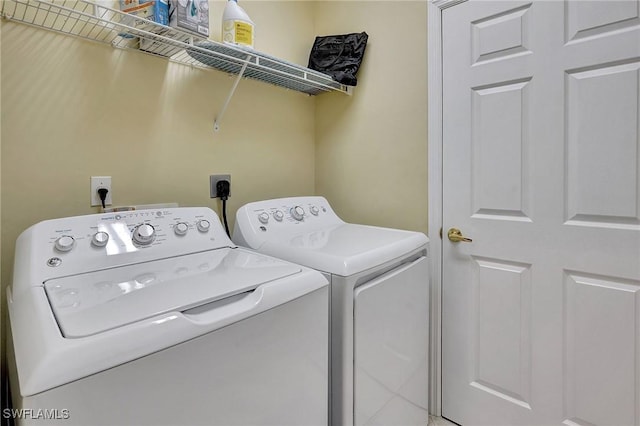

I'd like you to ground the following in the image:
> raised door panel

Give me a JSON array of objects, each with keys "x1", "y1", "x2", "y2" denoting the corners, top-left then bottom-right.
[
  {"x1": 471, "y1": 79, "x2": 532, "y2": 221},
  {"x1": 566, "y1": 0, "x2": 640, "y2": 43},
  {"x1": 469, "y1": 257, "x2": 532, "y2": 409},
  {"x1": 565, "y1": 61, "x2": 640, "y2": 228},
  {"x1": 563, "y1": 272, "x2": 640, "y2": 426},
  {"x1": 471, "y1": 4, "x2": 532, "y2": 65}
]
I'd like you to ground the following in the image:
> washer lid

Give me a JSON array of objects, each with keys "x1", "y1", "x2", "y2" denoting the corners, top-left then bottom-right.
[
  {"x1": 261, "y1": 223, "x2": 428, "y2": 276},
  {"x1": 44, "y1": 248, "x2": 301, "y2": 338}
]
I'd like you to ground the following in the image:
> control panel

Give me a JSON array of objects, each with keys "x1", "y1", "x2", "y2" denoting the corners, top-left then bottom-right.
[
  {"x1": 233, "y1": 196, "x2": 345, "y2": 248},
  {"x1": 14, "y1": 208, "x2": 232, "y2": 285}
]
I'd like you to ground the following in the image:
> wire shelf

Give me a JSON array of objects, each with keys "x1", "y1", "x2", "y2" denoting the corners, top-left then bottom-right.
[{"x1": 1, "y1": 0, "x2": 350, "y2": 96}]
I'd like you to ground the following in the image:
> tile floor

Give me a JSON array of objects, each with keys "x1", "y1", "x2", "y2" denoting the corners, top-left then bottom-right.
[{"x1": 428, "y1": 415, "x2": 459, "y2": 426}]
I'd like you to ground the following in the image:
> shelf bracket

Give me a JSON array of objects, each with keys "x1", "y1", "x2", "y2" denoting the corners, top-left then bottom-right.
[{"x1": 214, "y1": 55, "x2": 251, "y2": 132}]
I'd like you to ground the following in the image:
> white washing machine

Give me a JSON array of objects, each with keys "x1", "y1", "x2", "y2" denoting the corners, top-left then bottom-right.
[
  {"x1": 233, "y1": 196, "x2": 429, "y2": 426},
  {"x1": 7, "y1": 207, "x2": 328, "y2": 426}
]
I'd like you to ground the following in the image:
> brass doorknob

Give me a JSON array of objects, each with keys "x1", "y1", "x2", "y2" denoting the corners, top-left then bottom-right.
[{"x1": 448, "y1": 228, "x2": 472, "y2": 243}]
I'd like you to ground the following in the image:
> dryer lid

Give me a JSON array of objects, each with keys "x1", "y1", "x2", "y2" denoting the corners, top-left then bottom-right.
[
  {"x1": 44, "y1": 248, "x2": 301, "y2": 338},
  {"x1": 261, "y1": 223, "x2": 428, "y2": 276}
]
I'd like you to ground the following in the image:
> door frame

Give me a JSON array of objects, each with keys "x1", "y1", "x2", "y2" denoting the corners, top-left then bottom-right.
[{"x1": 427, "y1": 0, "x2": 467, "y2": 417}]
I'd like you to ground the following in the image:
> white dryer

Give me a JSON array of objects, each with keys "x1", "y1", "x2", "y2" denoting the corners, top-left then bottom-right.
[
  {"x1": 7, "y1": 207, "x2": 328, "y2": 426},
  {"x1": 233, "y1": 196, "x2": 429, "y2": 426}
]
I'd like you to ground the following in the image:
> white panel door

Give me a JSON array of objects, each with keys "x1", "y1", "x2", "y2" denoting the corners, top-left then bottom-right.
[{"x1": 441, "y1": 1, "x2": 640, "y2": 425}]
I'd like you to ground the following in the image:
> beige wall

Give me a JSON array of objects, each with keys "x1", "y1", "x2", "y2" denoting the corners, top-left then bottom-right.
[
  {"x1": 0, "y1": 1, "x2": 318, "y2": 294},
  {"x1": 314, "y1": 1, "x2": 428, "y2": 234}
]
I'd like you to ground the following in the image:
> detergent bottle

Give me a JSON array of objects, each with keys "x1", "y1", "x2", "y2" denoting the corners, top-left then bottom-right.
[{"x1": 222, "y1": 0, "x2": 255, "y2": 48}]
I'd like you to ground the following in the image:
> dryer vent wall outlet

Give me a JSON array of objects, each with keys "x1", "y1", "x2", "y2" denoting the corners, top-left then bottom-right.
[
  {"x1": 210, "y1": 174, "x2": 231, "y2": 198},
  {"x1": 91, "y1": 176, "x2": 112, "y2": 207}
]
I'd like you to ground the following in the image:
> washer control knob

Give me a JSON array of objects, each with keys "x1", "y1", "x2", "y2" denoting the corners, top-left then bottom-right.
[
  {"x1": 310, "y1": 205, "x2": 319, "y2": 216},
  {"x1": 91, "y1": 232, "x2": 109, "y2": 247},
  {"x1": 132, "y1": 224, "x2": 156, "y2": 246},
  {"x1": 290, "y1": 206, "x2": 305, "y2": 221},
  {"x1": 174, "y1": 222, "x2": 189, "y2": 236},
  {"x1": 55, "y1": 235, "x2": 75, "y2": 252},
  {"x1": 197, "y1": 220, "x2": 211, "y2": 233},
  {"x1": 273, "y1": 210, "x2": 284, "y2": 222},
  {"x1": 258, "y1": 212, "x2": 270, "y2": 224}
]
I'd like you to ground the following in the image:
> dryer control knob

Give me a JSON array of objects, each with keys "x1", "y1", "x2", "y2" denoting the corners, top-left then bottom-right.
[
  {"x1": 290, "y1": 206, "x2": 305, "y2": 221},
  {"x1": 258, "y1": 212, "x2": 270, "y2": 224},
  {"x1": 310, "y1": 205, "x2": 319, "y2": 216},
  {"x1": 273, "y1": 210, "x2": 284, "y2": 222},
  {"x1": 197, "y1": 220, "x2": 211, "y2": 233},
  {"x1": 174, "y1": 222, "x2": 189, "y2": 236},
  {"x1": 55, "y1": 235, "x2": 75, "y2": 252},
  {"x1": 91, "y1": 231, "x2": 109, "y2": 247},
  {"x1": 132, "y1": 224, "x2": 156, "y2": 246}
]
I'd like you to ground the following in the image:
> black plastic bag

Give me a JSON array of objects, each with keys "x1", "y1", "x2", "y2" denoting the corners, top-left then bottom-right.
[{"x1": 308, "y1": 32, "x2": 368, "y2": 86}]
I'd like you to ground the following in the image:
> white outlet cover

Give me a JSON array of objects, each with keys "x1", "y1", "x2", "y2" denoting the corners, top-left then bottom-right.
[{"x1": 91, "y1": 176, "x2": 112, "y2": 207}]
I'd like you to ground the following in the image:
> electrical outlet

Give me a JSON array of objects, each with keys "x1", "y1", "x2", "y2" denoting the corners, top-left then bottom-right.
[
  {"x1": 210, "y1": 174, "x2": 231, "y2": 198},
  {"x1": 91, "y1": 176, "x2": 112, "y2": 207}
]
